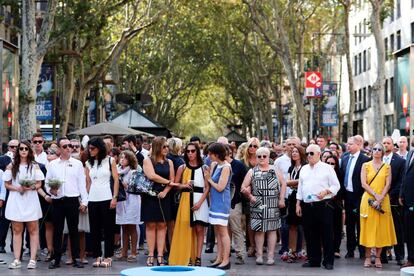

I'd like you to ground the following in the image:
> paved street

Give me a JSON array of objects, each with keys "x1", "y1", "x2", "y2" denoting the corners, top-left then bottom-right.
[{"x1": 0, "y1": 246, "x2": 402, "y2": 276}]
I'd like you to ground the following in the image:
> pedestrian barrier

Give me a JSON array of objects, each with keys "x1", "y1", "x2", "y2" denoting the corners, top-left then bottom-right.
[
  {"x1": 120, "y1": 266, "x2": 226, "y2": 276},
  {"x1": 401, "y1": 267, "x2": 414, "y2": 276}
]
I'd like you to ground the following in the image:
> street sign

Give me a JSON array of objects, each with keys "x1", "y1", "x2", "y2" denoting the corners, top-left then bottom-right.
[
  {"x1": 305, "y1": 71, "x2": 322, "y2": 88},
  {"x1": 315, "y1": 87, "x2": 322, "y2": 97}
]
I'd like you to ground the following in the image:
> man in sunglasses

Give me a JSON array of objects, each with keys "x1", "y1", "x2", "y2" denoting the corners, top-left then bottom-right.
[
  {"x1": 70, "y1": 139, "x2": 81, "y2": 159},
  {"x1": 340, "y1": 136, "x2": 370, "y2": 259},
  {"x1": 5, "y1": 139, "x2": 18, "y2": 161},
  {"x1": 32, "y1": 133, "x2": 47, "y2": 165},
  {"x1": 296, "y1": 144, "x2": 340, "y2": 270}
]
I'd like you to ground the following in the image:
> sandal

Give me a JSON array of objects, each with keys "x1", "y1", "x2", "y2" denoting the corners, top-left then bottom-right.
[
  {"x1": 127, "y1": 255, "x2": 137, "y2": 262},
  {"x1": 65, "y1": 259, "x2": 74, "y2": 265},
  {"x1": 146, "y1": 256, "x2": 154, "y2": 266},
  {"x1": 364, "y1": 257, "x2": 372, "y2": 268},
  {"x1": 157, "y1": 256, "x2": 166, "y2": 266},
  {"x1": 375, "y1": 257, "x2": 382, "y2": 268},
  {"x1": 100, "y1": 258, "x2": 112, "y2": 268},
  {"x1": 194, "y1": 257, "x2": 201, "y2": 267},
  {"x1": 114, "y1": 254, "x2": 127, "y2": 261},
  {"x1": 92, "y1": 257, "x2": 102, "y2": 267}
]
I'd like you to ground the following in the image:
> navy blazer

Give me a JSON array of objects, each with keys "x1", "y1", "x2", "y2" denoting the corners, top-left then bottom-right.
[
  {"x1": 340, "y1": 152, "x2": 370, "y2": 199},
  {"x1": 0, "y1": 155, "x2": 11, "y2": 171},
  {"x1": 388, "y1": 153, "x2": 405, "y2": 205},
  {"x1": 400, "y1": 150, "x2": 414, "y2": 207}
]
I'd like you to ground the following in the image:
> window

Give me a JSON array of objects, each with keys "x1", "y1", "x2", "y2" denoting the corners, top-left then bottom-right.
[
  {"x1": 358, "y1": 89, "x2": 362, "y2": 111},
  {"x1": 397, "y1": 30, "x2": 401, "y2": 50},
  {"x1": 363, "y1": 50, "x2": 367, "y2": 72},
  {"x1": 397, "y1": 0, "x2": 401, "y2": 18},
  {"x1": 390, "y1": 77, "x2": 395, "y2": 103},
  {"x1": 363, "y1": 18, "x2": 367, "y2": 36},
  {"x1": 358, "y1": 53, "x2": 362, "y2": 74},
  {"x1": 384, "y1": 37, "x2": 388, "y2": 60},
  {"x1": 354, "y1": 91, "x2": 358, "y2": 111},
  {"x1": 363, "y1": 87, "x2": 367, "y2": 109},
  {"x1": 354, "y1": 55, "x2": 358, "y2": 75},
  {"x1": 367, "y1": 86, "x2": 372, "y2": 107},
  {"x1": 367, "y1": 48, "x2": 371, "y2": 70},
  {"x1": 390, "y1": 34, "x2": 395, "y2": 53},
  {"x1": 384, "y1": 115, "x2": 394, "y2": 136},
  {"x1": 385, "y1": 79, "x2": 389, "y2": 103}
]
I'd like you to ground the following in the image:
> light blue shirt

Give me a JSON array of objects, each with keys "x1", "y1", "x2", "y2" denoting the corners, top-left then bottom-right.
[
  {"x1": 346, "y1": 151, "x2": 360, "y2": 192},
  {"x1": 0, "y1": 170, "x2": 5, "y2": 201}
]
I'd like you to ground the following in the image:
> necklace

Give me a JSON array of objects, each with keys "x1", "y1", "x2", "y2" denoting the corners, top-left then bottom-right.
[{"x1": 372, "y1": 161, "x2": 382, "y2": 172}]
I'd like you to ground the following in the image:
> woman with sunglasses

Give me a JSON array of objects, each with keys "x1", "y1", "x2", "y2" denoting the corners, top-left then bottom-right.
[
  {"x1": 324, "y1": 155, "x2": 344, "y2": 258},
  {"x1": 284, "y1": 145, "x2": 306, "y2": 263},
  {"x1": 360, "y1": 143, "x2": 396, "y2": 268},
  {"x1": 85, "y1": 137, "x2": 119, "y2": 268},
  {"x1": 321, "y1": 150, "x2": 333, "y2": 163},
  {"x1": 241, "y1": 147, "x2": 286, "y2": 266},
  {"x1": 3, "y1": 141, "x2": 45, "y2": 269},
  {"x1": 169, "y1": 142, "x2": 209, "y2": 266},
  {"x1": 242, "y1": 137, "x2": 260, "y2": 257},
  {"x1": 142, "y1": 136, "x2": 175, "y2": 266}
]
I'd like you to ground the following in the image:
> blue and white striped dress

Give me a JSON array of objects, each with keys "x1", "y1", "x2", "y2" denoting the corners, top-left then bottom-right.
[{"x1": 209, "y1": 163, "x2": 232, "y2": 226}]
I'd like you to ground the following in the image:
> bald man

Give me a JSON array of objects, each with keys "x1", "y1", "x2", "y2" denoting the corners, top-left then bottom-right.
[{"x1": 397, "y1": 136, "x2": 408, "y2": 160}]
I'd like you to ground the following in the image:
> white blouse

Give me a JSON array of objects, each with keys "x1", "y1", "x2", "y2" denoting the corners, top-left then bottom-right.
[{"x1": 86, "y1": 157, "x2": 113, "y2": 202}]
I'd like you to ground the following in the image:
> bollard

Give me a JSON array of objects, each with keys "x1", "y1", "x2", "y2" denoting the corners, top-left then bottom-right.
[
  {"x1": 401, "y1": 267, "x2": 414, "y2": 276},
  {"x1": 121, "y1": 266, "x2": 226, "y2": 276}
]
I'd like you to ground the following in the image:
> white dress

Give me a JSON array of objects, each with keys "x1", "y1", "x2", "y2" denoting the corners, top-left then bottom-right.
[
  {"x1": 116, "y1": 166, "x2": 141, "y2": 225},
  {"x1": 3, "y1": 164, "x2": 45, "y2": 222}
]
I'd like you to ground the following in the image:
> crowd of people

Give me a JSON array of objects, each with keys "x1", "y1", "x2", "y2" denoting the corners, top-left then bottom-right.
[{"x1": 0, "y1": 132, "x2": 413, "y2": 272}]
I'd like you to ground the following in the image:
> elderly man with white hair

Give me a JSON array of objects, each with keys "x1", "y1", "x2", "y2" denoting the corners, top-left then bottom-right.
[{"x1": 296, "y1": 144, "x2": 340, "y2": 270}]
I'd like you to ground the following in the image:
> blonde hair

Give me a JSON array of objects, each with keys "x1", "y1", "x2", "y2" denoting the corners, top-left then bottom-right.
[
  {"x1": 167, "y1": 138, "x2": 182, "y2": 155},
  {"x1": 151, "y1": 136, "x2": 167, "y2": 162},
  {"x1": 243, "y1": 137, "x2": 260, "y2": 167}
]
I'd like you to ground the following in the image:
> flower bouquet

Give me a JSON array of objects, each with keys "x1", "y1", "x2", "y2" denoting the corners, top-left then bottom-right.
[
  {"x1": 19, "y1": 179, "x2": 36, "y2": 195},
  {"x1": 47, "y1": 179, "x2": 64, "y2": 190}
]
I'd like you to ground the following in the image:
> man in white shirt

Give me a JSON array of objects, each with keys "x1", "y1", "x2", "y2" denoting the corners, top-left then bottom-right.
[
  {"x1": 5, "y1": 139, "x2": 18, "y2": 160},
  {"x1": 32, "y1": 133, "x2": 47, "y2": 165},
  {"x1": 46, "y1": 137, "x2": 88, "y2": 269},
  {"x1": 296, "y1": 144, "x2": 340, "y2": 270},
  {"x1": 397, "y1": 136, "x2": 409, "y2": 160}
]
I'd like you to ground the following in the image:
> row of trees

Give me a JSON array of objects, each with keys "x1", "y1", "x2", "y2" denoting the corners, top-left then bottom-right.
[{"x1": 12, "y1": 0, "x2": 392, "y2": 140}]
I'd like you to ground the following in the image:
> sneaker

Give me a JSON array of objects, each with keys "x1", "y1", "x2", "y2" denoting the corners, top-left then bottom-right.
[
  {"x1": 235, "y1": 256, "x2": 245, "y2": 265},
  {"x1": 27, "y1": 260, "x2": 37, "y2": 269},
  {"x1": 281, "y1": 251, "x2": 289, "y2": 261},
  {"x1": 256, "y1": 256, "x2": 264, "y2": 265},
  {"x1": 40, "y1": 248, "x2": 48, "y2": 256},
  {"x1": 8, "y1": 259, "x2": 21, "y2": 269},
  {"x1": 266, "y1": 258, "x2": 275, "y2": 265}
]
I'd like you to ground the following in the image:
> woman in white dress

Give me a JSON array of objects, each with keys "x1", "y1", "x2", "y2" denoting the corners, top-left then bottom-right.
[
  {"x1": 3, "y1": 140, "x2": 45, "y2": 269},
  {"x1": 115, "y1": 150, "x2": 141, "y2": 262}
]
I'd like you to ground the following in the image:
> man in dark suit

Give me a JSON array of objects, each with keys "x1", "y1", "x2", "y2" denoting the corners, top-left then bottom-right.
[
  {"x1": 380, "y1": 137, "x2": 405, "y2": 265},
  {"x1": 340, "y1": 136, "x2": 370, "y2": 258},
  {"x1": 400, "y1": 149, "x2": 414, "y2": 267}
]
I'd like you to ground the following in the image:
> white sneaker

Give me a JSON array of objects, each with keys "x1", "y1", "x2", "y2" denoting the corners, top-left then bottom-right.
[
  {"x1": 27, "y1": 260, "x2": 36, "y2": 269},
  {"x1": 256, "y1": 256, "x2": 264, "y2": 265},
  {"x1": 8, "y1": 259, "x2": 21, "y2": 269},
  {"x1": 266, "y1": 258, "x2": 275, "y2": 265}
]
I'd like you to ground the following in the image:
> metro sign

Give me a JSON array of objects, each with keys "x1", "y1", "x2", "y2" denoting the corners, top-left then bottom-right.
[{"x1": 305, "y1": 72, "x2": 322, "y2": 88}]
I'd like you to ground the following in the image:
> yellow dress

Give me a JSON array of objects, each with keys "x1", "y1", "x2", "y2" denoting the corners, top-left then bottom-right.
[
  {"x1": 359, "y1": 161, "x2": 397, "y2": 248},
  {"x1": 168, "y1": 168, "x2": 197, "y2": 265}
]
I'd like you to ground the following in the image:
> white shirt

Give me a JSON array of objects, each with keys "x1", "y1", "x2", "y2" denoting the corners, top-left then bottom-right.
[
  {"x1": 297, "y1": 161, "x2": 340, "y2": 203},
  {"x1": 45, "y1": 157, "x2": 88, "y2": 206},
  {"x1": 140, "y1": 148, "x2": 150, "y2": 159},
  {"x1": 345, "y1": 151, "x2": 360, "y2": 192},
  {"x1": 274, "y1": 154, "x2": 291, "y2": 181},
  {"x1": 383, "y1": 152, "x2": 393, "y2": 165},
  {"x1": 35, "y1": 151, "x2": 48, "y2": 165},
  {"x1": 397, "y1": 150, "x2": 408, "y2": 160},
  {"x1": 0, "y1": 170, "x2": 5, "y2": 201},
  {"x1": 5, "y1": 151, "x2": 14, "y2": 160},
  {"x1": 86, "y1": 156, "x2": 113, "y2": 202}
]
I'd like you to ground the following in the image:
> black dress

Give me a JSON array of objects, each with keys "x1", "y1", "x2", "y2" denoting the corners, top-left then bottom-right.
[
  {"x1": 286, "y1": 165, "x2": 302, "y2": 226},
  {"x1": 141, "y1": 161, "x2": 172, "y2": 222}
]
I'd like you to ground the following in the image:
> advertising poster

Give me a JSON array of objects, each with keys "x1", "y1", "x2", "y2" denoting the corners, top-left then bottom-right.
[
  {"x1": 321, "y1": 83, "x2": 338, "y2": 127},
  {"x1": 35, "y1": 64, "x2": 54, "y2": 121}
]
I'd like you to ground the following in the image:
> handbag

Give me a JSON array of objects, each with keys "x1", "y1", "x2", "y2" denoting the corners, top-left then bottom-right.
[
  {"x1": 109, "y1": 157, "x2": 126, "y2": 202},
  {"x1": 128, "y1": 169, "x2": 159, "y2": 196}
]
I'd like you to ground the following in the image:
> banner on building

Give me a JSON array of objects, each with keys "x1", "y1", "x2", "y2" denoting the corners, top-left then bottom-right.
[
  {"x1": 321, "y1": 82, "x2": 338, "y2": 127},
  {"x1": 396, "y1": 53, "x2": 410, "y2": 133},
  {"x1": 35, "y1": 64, "x2": 54, "y2": 121}
]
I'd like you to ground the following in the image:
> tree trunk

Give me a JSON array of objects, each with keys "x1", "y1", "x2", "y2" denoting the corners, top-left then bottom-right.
[
  {"x1": 343, "y1": 1, "x2": 355, "y2": 138},
  {"x1": 59, "y1": 58, "x2": 76, "y2": 136},
  {"x1": 370, "y1": 0, "x2": 385, "y2": 141}
]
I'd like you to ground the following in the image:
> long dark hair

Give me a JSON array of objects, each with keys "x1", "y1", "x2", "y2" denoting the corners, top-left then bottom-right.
[
  {"x1": 87, "y1": 137, "x2": 107, "y2": 167},
  {"x1": 183, "y1": 142, "x2": 203, "y2": 167},
  {"x1": 150, "y1": 136, "x2": 167, "y2": 163},
  {"x1": 12, "y1": 140, "x2": 35, "y2": 180},
  {"x1": 325, "y1": 155, "x2": 340, "y2": 177},
  {"x1": 290, "y1": 145, "x2": 307, "y2": 168}
]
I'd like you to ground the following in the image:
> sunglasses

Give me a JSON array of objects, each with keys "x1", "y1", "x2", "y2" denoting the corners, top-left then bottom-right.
[
  {"x1": 257, "y1": 155, "x2": 268, "y2": 159},
  {"x1": 88, "y1": 146, "x2": 97, "y2": 151},
  {"x1": 32, "y1": 140, "x2": 43, "y2": 144},
  {"x1": 249, "y1": 144, "x2": 258, "y2": 148},
  {"x1": 306, "y1": 152, "x2": 315, "y2": 156},
  {"x1": 186, "y1": 149, "x2": 196, "y2": 154},
  {"x1": 163, "y1": 145, "x2": 169, "y2": 149},
  {"x1": 62, "y1": 144, "x2": 73, "y2": 149},
  {"x1": 9, "y1": 145, "x2": 17, "y2": 149},
  {"x1": 372, "y1": 147, "x2": 382, "y2": 152},
  {"x1": 71, "y1": 144, "x2": 80, "y2": 149},
  {"x1": 19, "y1": 147, "x2": 29, "y2": 152},
  {"x1": 47, "y1": 151, "x2": 57, "y2": 155},
  {"x1": 326, "y1": 162, "x2": 336, "y2": 165}
]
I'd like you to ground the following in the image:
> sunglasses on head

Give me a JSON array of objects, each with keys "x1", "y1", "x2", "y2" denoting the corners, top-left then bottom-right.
[
  {"x1": 186, "y1": 149, "x2": 196, "y2": 154},
  {"x1": 32, "y1": 140, "x2": 43, "y2": 144},
  {"x1": 249, "y1": 144, "x2": 258, "y2": 148},
  {"x1": 257, "y1": 155, "x2": 267, "y2": 159},
  {"x1": 62, "y1": 144, "x2": 73, "y2": 149},
  {"x1": 372, "y1": 147, "x2": 382, "y2": 152},
  {"x1": 19, "y1": 147, "x2": 29, "y2": 152},
  {"x1": 306, "y1": 152, "x2": 315, "y2": 156},
  {"x1": 326, "y1": 161, "x2": 336, "y2": 165}
]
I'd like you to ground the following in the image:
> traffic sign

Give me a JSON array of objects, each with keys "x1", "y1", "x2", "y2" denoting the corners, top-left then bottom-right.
[{"x1": 305, "y1": 72, "x2": 322, "y2": 88}]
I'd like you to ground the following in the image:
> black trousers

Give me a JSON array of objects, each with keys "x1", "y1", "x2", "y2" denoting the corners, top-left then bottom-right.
[
  {"x1": 380, "y1": 205, "x2": 404, "y2": 261},
  {"x1": 52, "y1": 197, "x2": 80, "y2": 263},
  {"x1": 332, "y1": 200, "x2": 343, "y2": 253},
  {"x1": 302, "y1": 200, "x2": 334, "y2": 266},
  {"x1": 0, "y1": 206, "x2": 10, "y2": 248},
  {"x1": 88, "y1": 200, "x2": 115, "y2": 258},
  {"x1": 345, "y1": 192, "x2": 364, "y2": 256},
  {"x1": 206, "y1": 225, "x2": 215, "y2": 250},
  {"x1": 405, "y1": 208, "x2": 414, "y2": 263}
]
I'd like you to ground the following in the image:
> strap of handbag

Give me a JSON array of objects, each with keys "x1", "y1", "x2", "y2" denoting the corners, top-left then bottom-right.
[{"x1": 368, "y1": 163, "x2": 385, "y2": 186}]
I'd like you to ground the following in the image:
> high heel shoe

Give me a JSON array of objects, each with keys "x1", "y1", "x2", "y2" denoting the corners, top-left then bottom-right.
[
  {"x1": 100, "y1": 258, "x2": 112, "y2": 268},
  {"x1": 157, "y1": 256, "x2": 166, "y2": 266},
  {"x1": 375, "y1": 257, "x2": 382, "y2": 268},
  {"x1": 364, "y1": 257, "x2": 372, "y2": 268},
  {"x1": 146, "y1": 256, "x2": 154, "y2": 266},
  {"x1": 217, "y1": 262, "x2": 231, "y2": 270},
  {"x1": 92, "y1": 257, "x2": 102, "y2": 267},
  {"x1": 208, "y1": 261, "x2": 221, "y2": 268}
]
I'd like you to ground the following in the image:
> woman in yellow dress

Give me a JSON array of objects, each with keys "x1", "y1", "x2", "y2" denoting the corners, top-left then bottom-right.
[
  {"x1": 360, "y1": 143, "x2": 396, "y2": 268},
  {"x1": 169, "y1": 143, "x2": 210, "y2": 266}
]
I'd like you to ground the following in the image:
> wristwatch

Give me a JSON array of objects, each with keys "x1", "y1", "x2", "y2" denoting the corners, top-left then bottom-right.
[{"x1": 113, "y1": 195, "x2": 118, "y2": 199}]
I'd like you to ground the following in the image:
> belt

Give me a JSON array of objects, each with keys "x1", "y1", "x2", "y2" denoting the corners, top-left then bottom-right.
[{"x1": 183, "y1": 187, "x2": 204, "y2": 193}]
